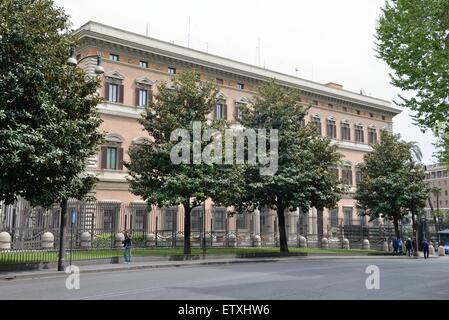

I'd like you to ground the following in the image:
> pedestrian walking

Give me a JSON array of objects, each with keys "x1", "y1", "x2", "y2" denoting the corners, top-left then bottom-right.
[
  {"x1": 422, "y1": 239, "x2": 429, "y2": 259},
  {"x1": 393, "y1": 237, "x2": 399, "y2": 256},
  {"x1": 405, "y1": 238, "x2": 413, "y2": 257},
  {"x1": 123, "y1": 231, "x2": 133, "y2": 263},
  {"x1": 398, "y1": 238, "x2": 403, "y2": 255}
]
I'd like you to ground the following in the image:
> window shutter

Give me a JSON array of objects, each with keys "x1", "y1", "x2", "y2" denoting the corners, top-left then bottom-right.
[
  {"x1": 119, "y1": 85, "x2": 124, "y2": 104},
  {"x1": 105, "y1": 83, "x2": 110, "y2": 101},
  {"x1": 135, "y1": 88, "x2": 140, "y2": 107},
  {"x1": 234, "y1": 103, "x2": 238, "y2": 120},
  {"x1": 148, "y1": 89, "x2": 153, "y2": 105},
  {"x1": 213, "y1": 105, "x2": 217, "y2": 120},
  {"x1": 117, "y1": 148, "x2": 124, "y2": 170},
  {"x1": 101, "y1": 147, "x2": 108, "y2": 169},
  {"x1": 224, "y1": 104, "x2": 228, "y2": 120}
]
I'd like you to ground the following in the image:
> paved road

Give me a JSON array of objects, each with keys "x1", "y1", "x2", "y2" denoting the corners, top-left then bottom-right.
[{"x1": 1, "y1": 258, "x2": 448, "y2": 300}]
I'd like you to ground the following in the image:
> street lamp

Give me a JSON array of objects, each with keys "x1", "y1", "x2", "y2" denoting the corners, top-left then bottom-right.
[
  {"x1": 67, "y1": 48, "x2": 105, "y2": 75},
  {"x1": 57, "y1": 48, "x2": 105, "y2": 272}
]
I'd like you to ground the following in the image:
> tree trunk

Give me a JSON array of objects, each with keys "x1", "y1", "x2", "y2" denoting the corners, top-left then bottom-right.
[
  {"x1": 183, "y1": 200, "x2": 192, "y2": 255},
  {"x1": 277, "y1": 205, "x2": 289, "y2": 253},
  {"x1": 58, "y1": 198, "x2": 68, "y2": 271},
  {"x1": 393, "y1": 218, "x2": 400, "y2": 239},
  {"x1": 317, "y1": 208, "x2": 324, "y2": 248}
]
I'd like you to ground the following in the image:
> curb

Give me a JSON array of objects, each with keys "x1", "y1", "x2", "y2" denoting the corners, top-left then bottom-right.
[{"x1": 0, "y1": 258, "x2": 280, "y2": 281}]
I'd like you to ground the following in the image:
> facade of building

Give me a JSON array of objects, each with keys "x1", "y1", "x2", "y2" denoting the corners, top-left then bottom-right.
[
  {"x1": 73, "y1": 21, "x2": 401, "y2": 242},
  {"x1": 424, "y1": 164, "x2": 449, "y2": 218}
]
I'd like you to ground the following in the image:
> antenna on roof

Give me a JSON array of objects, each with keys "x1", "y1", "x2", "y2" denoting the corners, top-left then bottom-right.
[
  {"x1": 295, "y1": 67, "x2": 299, "y2": 77},
  {"x1": 188, "y1": 17, "x2": 191, "y2": 48},
  {"x1": 146, "y1": 23, "x2": 149, "y2": 37},
  {"x1": 257, "y1": 38, "x2": 261, "y2": 67}
]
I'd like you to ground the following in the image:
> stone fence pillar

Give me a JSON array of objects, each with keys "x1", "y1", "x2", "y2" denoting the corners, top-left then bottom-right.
[
  {"x1": 0, "y1": 232, "x2": 11, "y2": 250},
  {"x1": 41, "y1": 232, "x2": 54, "y2": 249},
  {"x1": 80, "y1": 232, "x2": 92, "y2": 249},
  {"x1": 115, "y1": 233, "x2": 124, "y2": 248}
]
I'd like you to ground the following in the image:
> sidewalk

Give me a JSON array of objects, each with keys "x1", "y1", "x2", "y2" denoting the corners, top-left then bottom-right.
[{"x1": 0, "y1": 253, "x2": 441, "y2": 281}]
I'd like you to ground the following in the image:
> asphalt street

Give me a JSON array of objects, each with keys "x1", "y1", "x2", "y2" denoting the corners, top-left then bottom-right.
[{"x1": 1, "y1": 257, "x2": 448, "y2": 300}]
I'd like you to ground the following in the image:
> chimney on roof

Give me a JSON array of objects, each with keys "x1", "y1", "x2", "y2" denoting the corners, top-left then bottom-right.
[{"x1": 325, "y1": 82, "x2": 343, "y2": 90}]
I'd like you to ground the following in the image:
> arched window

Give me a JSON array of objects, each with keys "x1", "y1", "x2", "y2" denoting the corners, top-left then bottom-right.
[{"x1": 311, "y1": 114, "x2": 322, "y2": 135}]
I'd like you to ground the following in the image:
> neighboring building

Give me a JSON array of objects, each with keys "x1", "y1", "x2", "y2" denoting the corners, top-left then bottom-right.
[
  {"x1": 424, "y1": 164, "x2": 449, "y2": 218},
  {"x1": 73, "y1": 21, "x2": 401, "y2": 241}
]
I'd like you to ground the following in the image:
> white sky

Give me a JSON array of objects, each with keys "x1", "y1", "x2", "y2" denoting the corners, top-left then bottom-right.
[{"x1": 54, "y1": 0, "x2": 439, "y2": 164}]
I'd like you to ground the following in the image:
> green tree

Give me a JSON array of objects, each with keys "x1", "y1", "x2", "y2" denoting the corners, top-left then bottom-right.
[
  {"x1": 0, "y1": 0, "x2": 103, "y2": 270},
  {"x1": 126, "y1": 70, "x2": 241, "y2": 255},
  {"x1": 355, "y1": 131, "x2": 429, "y2": 239},
  {"x1": 238, "y1": 81, "x2": 343, "y2": 253},
  {"x1": 376, "y1": 0, "x2": 449, "y2": 163}
]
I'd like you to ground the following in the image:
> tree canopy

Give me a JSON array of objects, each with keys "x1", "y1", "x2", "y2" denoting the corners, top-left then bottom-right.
[
  {"x1": 0, "y1": 0, "x2": 103, "y2": 207},
  {"x1": 376, "y1": 0, "x2": 449, "y2": 163}
]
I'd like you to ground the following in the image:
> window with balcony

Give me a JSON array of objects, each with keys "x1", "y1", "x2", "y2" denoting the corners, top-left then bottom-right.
[
  {"x1": 341, "y1": 122, "x2": 351, "y2": 141},
  {"x1": 355, "y1": 125, "x2": 364, "y2": 143},
  {"x1": 327, "y1": 119, "x2": 337, "y2": 139}
]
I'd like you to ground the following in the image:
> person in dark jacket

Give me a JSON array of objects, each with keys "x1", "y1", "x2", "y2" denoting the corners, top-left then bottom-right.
[
  {"x1": 405, "y1": 238, "x2": 413, "y2": 257},
  {"x1": 123, "y1": 231, "x2": 133, "y2": 263},
  {"x1": 392, "y1": 238, "x2": 399, "y2": 256},
  {"x1": 422, "y1": 239, "x2": 430, "y2": 259}
]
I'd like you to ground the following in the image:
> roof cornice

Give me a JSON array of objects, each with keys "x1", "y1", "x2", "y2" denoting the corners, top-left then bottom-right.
[{"x1": 74, "y1": 21, "x2": 401, "y2": 115}]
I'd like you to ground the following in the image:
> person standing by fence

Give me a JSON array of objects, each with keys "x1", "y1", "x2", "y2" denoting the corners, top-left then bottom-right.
[{"x1": 123, "y1": 231, "x2": 133, "y2": 263}]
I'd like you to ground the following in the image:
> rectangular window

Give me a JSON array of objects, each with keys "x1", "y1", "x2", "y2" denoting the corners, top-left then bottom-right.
[
  {"x1": 327, "y1": 120, "x2": 336, "y2": 139},
  {"x1": 437, "y1": 171, "x2": 442, "y2": 178},
  {"x1": 164, "y1": 208, "x2": 177, "y2": 231},
  {"x1": 313, "y1": 100, "x2": 319, "y2": 106},
  {"x1": 330, "y1": 208, "x2": 338, "y2": 227},
  {"x1": 215, "y1": 103, "x2": 225, "y2": 120},
  {"x1": 355, "y1": 125, "x2": 364, "y2": 143},
  {"x1": 236, "y1": 214, "x2": 246, "y2": 229},
  {"x1": 342, "y1": 166, "x2": 353, "y2": 185},
  {"x1": 443, "y1": 170, "x2": 448, "y2": 178},
  {"x1": 235, "y1": 103, "x2": 243, "y2": 121},
  {"x1": 431, "y1": 172, "x2": 436, "y2": 179},
  {"x1": 140, "y1": 60, "x2": 148, "y2": 68},
  {"x1": 103, "y1": 208, "x2": 114, "y2": 230},
  {"x1": 134, "y1": 208, "x2": 146, "y2": 231},
  {"x1": 311, "y1": 117, "x2": 322, "y2": 135},
  {"x1": 138, "y1": 89, "x2": 148, "y2": 107},
  {"x1": 342, "y1": 107, "x2": 347, "y2": 112},
  {"x1": 191, "y1": 208, "x2": 202, "y2": 232},
  {"x1": 344, "y1": 207, "x2": 353, "y2": 225},
  {"x1": 214, "y1": 208, "x2": 226, "y2": 231},
  {"x1": 216, "y1": 78, "x2": 224, "y2": 85},
  {"x1": 368, "y1": 128, "x2": 377, "y2": 144},
  {"x1": 109, "y1": 54, "x2": 119, "y2": 61},
  {"x1": 341, "y1": 123, "x2": 351, "y2": 141},
  {"x1": 108, "y1": 84, "x2": 119, "y2": 103},
  {"x1": 168, "y1": 67, "x2": 176, "y2": 75},
  {"x1": 237, "y1": 83, "x2": 244, "y2": 90},
  {"x1": 106, "y1": 147, "x2": 118, "y2": 170}
]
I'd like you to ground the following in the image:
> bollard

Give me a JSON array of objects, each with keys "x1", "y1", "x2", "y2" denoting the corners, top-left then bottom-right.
[
  {"x1": 115, "y1": 233, "x2": 124, "y2": 248},
  {"x1": 80, "y1": 232, "x2": 92, "y2": 249},
  {"x1": 362, "y1": 239, "x2": 370, "y2": 250},
  {"x1": 429, "y1": 245, "x2": 435, "y2": 256},
  {"x1": 41, "y1": 232, "x2": 55, "y2": 249},
  {"x1": 342, "y1": 238, "x2": 350, "y2": 250},
  {"x1": 438, "y1": 246, "x2": 445, "y2": 256},
  {"x1": 252, "y1": 235, "x2": 261, "y2": 248},
  {"x1": 146, "y1": 233, "x2": 156, "y2": 247},
  {"x1": 228, "y1": 234, "x2": 237, "y2": 248},
  {"x1": 298, "y1": 236, "x2": 307, "y2": 248},
  {"x1": 382, "y1": 241, "x2": 389, "y2": 252},
  {"x1": 321, "y1": 237, "x2": 329, "y2": 249},
  {"x1": 0, "y1": 232, "x2": 11, "y2": 250}
]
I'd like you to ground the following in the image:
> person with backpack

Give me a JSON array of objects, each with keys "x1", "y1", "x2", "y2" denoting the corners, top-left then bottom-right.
[{"x1": 122, "y1": 231, "x2": 133, "y2": 263}]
